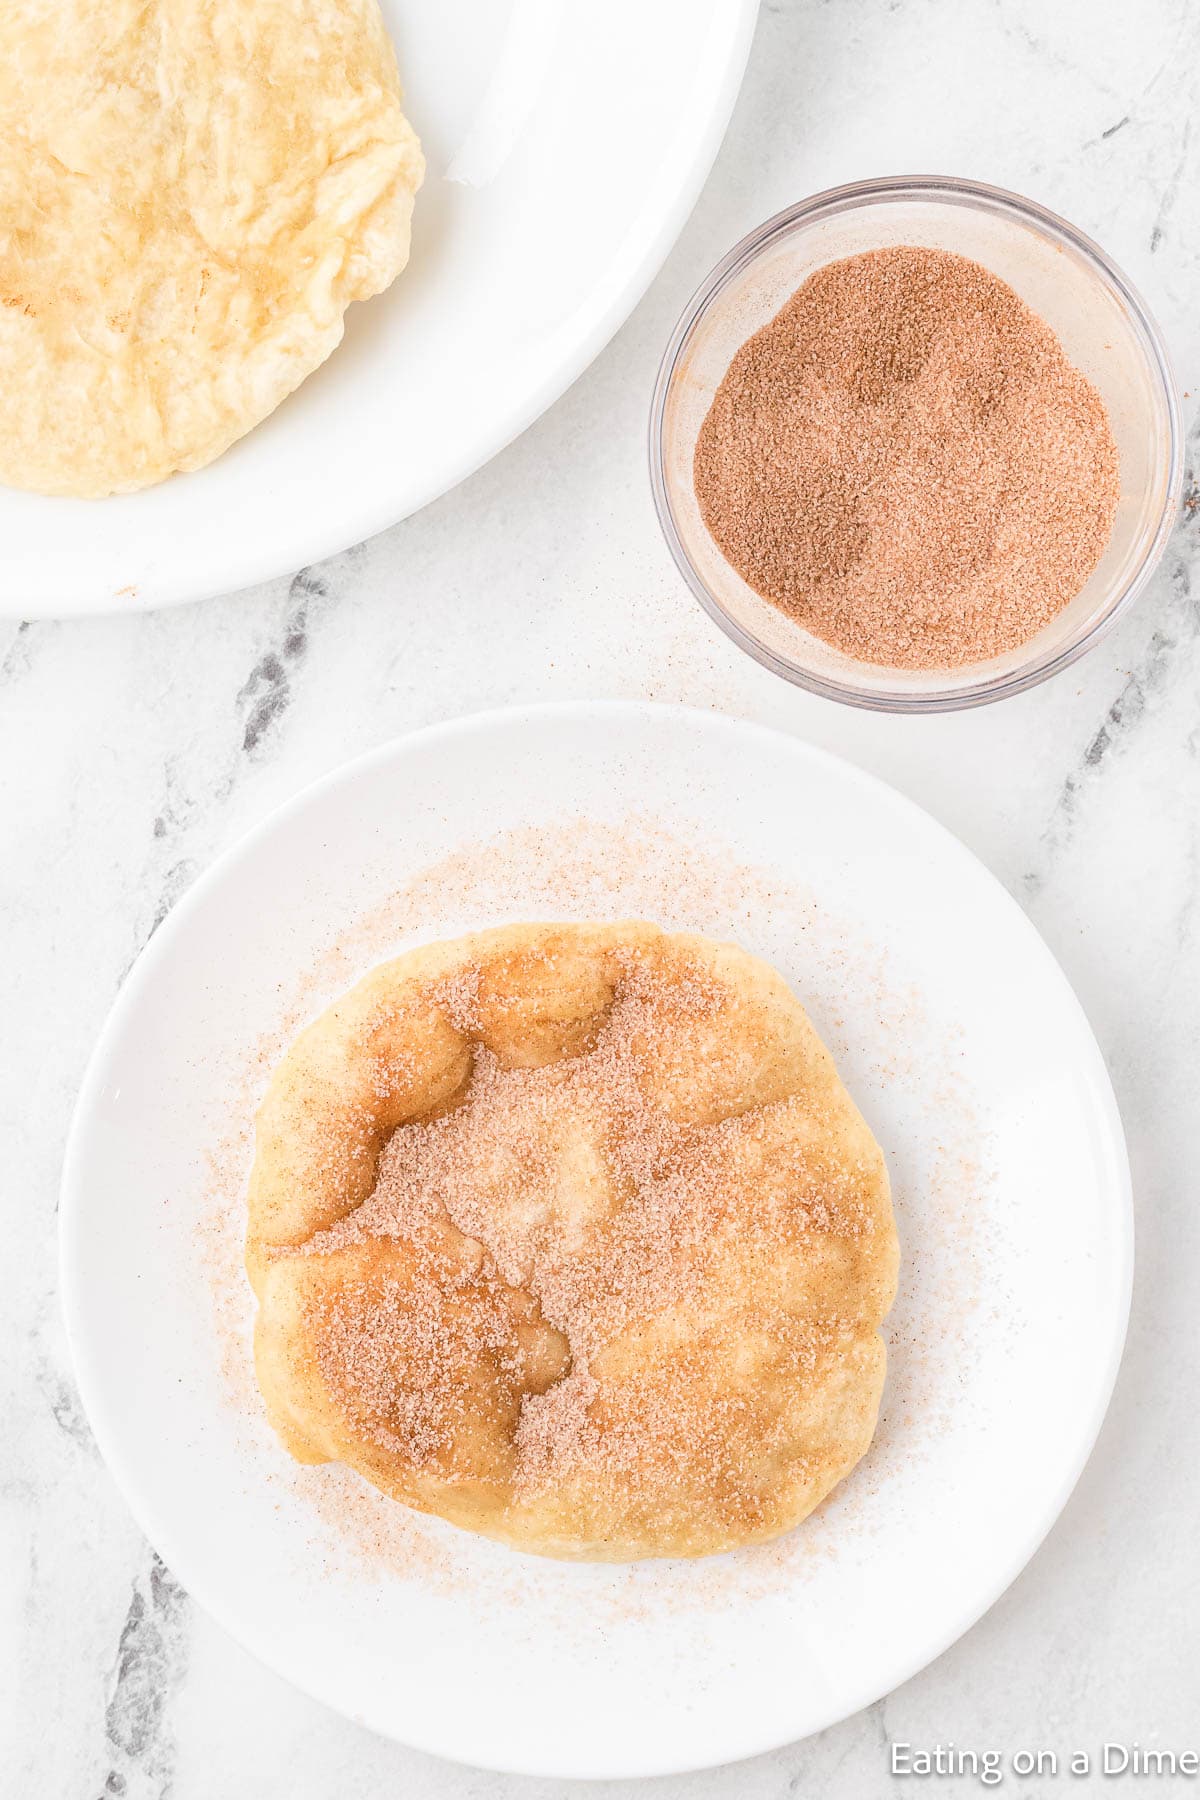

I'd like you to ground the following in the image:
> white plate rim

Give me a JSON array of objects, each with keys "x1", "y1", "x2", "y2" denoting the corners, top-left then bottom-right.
[
  {"x1": 9, "y1": 6, "x2": 759, "y2": 619},
  {"x1": 59, "y1": 701, "x2": 1134, "y2": 1776}
]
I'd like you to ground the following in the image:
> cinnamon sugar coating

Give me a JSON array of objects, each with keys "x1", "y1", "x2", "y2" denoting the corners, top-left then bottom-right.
[
  {"x1": 247, "y1": 922, "x2": 898, "y2": 1560},
  {"x1": 693, "y1": 246, "x2": 1120, "y2": 670}
]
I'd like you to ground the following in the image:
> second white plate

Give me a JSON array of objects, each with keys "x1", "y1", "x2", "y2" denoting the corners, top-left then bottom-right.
[{"x1": 61, "y1": 703, "x2": 1131, "y2": 1777}]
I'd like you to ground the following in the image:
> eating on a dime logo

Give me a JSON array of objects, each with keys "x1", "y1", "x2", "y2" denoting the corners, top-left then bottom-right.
[{"x1": 890, "y1": 1741, "x2": 1200, "y2": 1784}]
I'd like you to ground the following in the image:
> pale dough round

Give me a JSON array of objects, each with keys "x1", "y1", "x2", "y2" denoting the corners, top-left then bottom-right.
[
  {"x1": 0, "y1": 0, "x2": 423, "y2": 497},
  {"x1": 247, "y1": 922, "x2": 899, "y2": 1560}
]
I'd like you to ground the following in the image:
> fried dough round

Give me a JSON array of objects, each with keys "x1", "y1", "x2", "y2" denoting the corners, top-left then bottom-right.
[
  {"x1": 0, "y1": 0, "x2": 423, "y2": 497},
  {"x1": 248, "y1": 923, "x2": 898, "y2": 1560}
]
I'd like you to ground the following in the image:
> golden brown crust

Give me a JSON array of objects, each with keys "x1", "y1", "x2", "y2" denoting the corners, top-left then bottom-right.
[{"x1": 247, "y1": 922, "x2": 898, "y2": 1559}]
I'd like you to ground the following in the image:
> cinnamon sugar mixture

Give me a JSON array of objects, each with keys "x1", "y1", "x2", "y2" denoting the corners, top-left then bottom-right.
[
  {"x1": 693, "y1": 246, "x2": 1120, "y2": 669},
  {"x1": 300, "y1": 955, "x2": 863, "y2": 1491}
]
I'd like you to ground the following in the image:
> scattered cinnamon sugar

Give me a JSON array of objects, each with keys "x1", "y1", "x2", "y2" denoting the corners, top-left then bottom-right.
[
  {"x1": 693, "y1": 245, "x2": 1120, "y2": 669},
  {"x1": 200, "y1": 812, "x2": 998, "y2": 1612},
  {"x1": 298, "y1": 951, "x2": 866, "y2": 1497},
  {"x1": 308, "y1": 1261, "x2": 525, "y2": 1466}
]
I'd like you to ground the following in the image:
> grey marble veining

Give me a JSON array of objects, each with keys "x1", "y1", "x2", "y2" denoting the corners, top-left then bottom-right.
[{"x1": 3, "y1": 1, "x2": 1200, "y2": 1795}]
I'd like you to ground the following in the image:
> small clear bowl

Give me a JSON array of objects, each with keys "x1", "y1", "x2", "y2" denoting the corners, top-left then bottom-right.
[{"x1": 649, "y1": 175, "x2": 1183, "y2": 713}]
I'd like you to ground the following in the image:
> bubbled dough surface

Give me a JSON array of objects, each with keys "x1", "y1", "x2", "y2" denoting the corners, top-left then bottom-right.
[
  {"x1": 247, "y1": 923, "x2": 899, "y2": 1561},
  {"x1": 0, "y1": 0, "x2": 423, "y2": 497}
]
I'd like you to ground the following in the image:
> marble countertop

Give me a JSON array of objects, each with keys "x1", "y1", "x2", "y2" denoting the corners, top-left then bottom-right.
[{"x1": 4, "y1": 1, "x2": 1199, "y2": 1794}]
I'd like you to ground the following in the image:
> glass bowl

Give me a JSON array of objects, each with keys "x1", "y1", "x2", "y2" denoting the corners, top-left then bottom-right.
[{"x1": 649, "y1": 175, "x2": 1183, "y2": 713}]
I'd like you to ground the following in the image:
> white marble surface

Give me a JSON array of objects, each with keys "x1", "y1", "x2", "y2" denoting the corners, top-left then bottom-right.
[{"x1": 4, "y1": 0, "x2": 1200, "y2": 1793}]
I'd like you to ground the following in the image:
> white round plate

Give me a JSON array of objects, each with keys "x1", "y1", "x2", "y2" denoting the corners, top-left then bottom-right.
[
  {"x1": 61, "y1": 704, "x2": 1131, "y2": 1778},
  {"x1": 2, "y1": 4, "x2": 756, "y2": 618}
]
